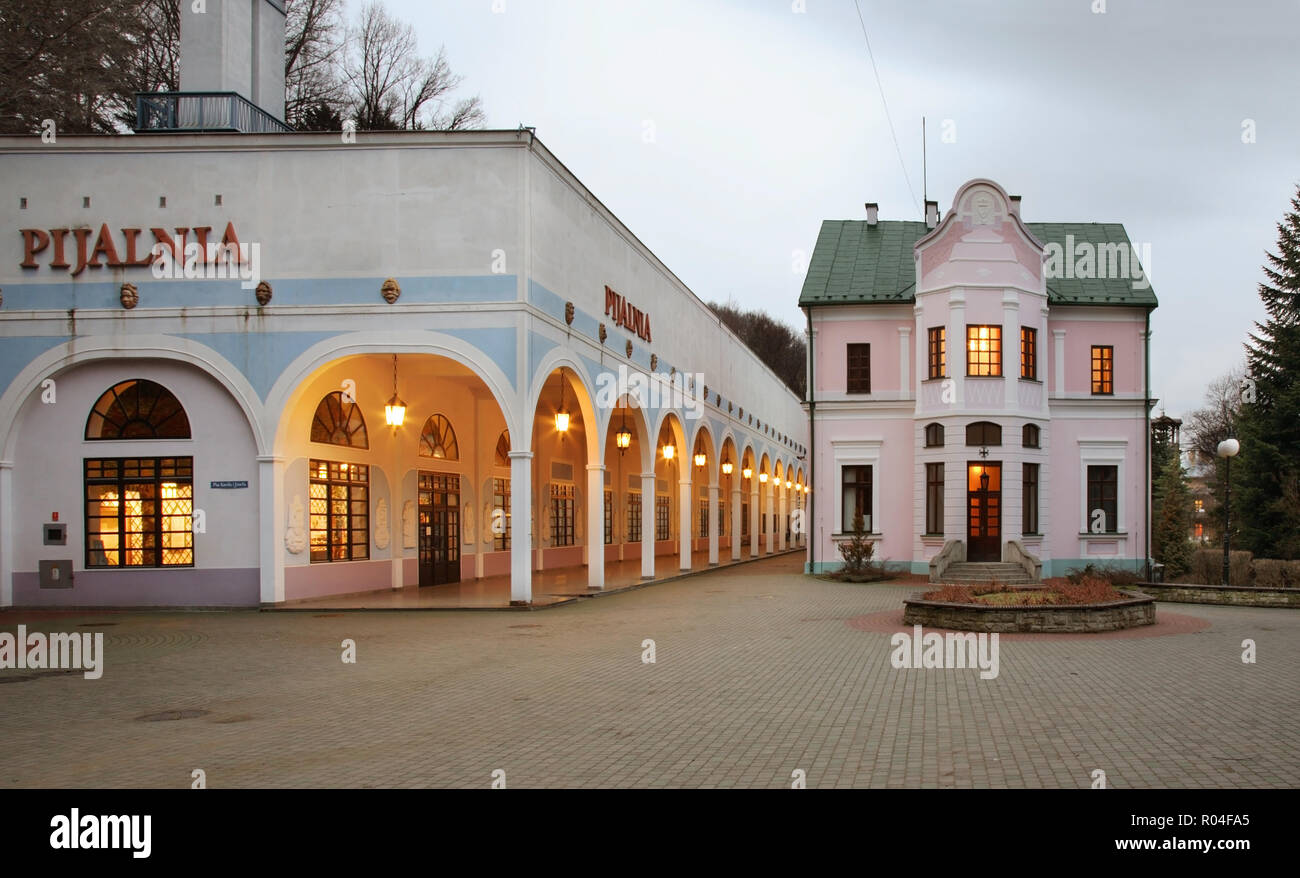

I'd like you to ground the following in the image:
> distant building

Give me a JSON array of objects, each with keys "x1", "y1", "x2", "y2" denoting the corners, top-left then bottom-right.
[{"x1": 801, "y1": 180, "x2": 1157, "y2": 579}]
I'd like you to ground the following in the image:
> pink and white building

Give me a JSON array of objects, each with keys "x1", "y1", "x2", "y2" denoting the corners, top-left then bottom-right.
[{"x1": 801, "y1": 179, "x2": 1158, "y2": 579}]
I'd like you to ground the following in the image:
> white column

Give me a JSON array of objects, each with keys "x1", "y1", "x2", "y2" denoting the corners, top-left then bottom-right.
[
  {"x1": 257, "y1": 455, "x2": 284, "y2": 604},
  {"x1": 708, "y1": 483, "x2": 720, "y2": 565},
  {"x1": 913, "y1": 304, "x2": 926, "y2": 415},
  {"x1": 1053, "y1": 329, "x2": 1067, "y2": 398},
  {"x1": 730, "y1": 485, "x2": 743, "y2": 561},
  {"x1": 750, "y1": 486, "x2": 761, "y2": 557},
  {"x1": 1040, "y1": 305, "x2": 1051, "y2": 416},
  {"x1": 509, "y1": 450, "x2": 533, "y2": 604},
  {"x1": 640, "y1": 472, "x2": 656, "y2": 579},
  {"x1": 678, "y1": 477, "x2": 692, "y2": 570},
  {"x1": 0, "y1": 461, "x2": 13, "y2": 608},
  {"x1": 949, "y1": 292, "x2": 966, "y2": 408},
  {"x1": 586, "y1": 463, "x2": 605, "y2": 590},
  {"x1": 765, "y1": 484, "x2": 775, "y2": 553},
  {"x1": 1003, "y1": 291, "x2": 1020, "y2": 407},
  {"x1": 898, "y1": 326, "x2": 912, "y2": 400},
  {"x1": 777, "y1": 486, "x2": 787, "y2": 551}
]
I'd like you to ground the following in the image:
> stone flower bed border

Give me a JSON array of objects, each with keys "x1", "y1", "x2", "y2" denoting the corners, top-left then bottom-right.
[
  {"x1": 1134, "y1": 582, "x2": 1300, "y2": 609},
  {"x1": 902, "y1": 589, "x2": 1156, "y2": 633}
]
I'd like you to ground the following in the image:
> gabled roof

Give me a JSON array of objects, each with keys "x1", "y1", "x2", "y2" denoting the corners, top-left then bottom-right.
[{"x1": 799, "y1": 219, "x2": 1158, "y2": 308}]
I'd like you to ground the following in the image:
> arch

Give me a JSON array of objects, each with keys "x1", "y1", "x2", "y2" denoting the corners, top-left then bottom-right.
[
  {"x1": 966, "y1": 421, "x2": 1003, "y2": 446},
  {"x1": 267, "y1": 330, "x2": 520, "y2": 456},
  {"x1": 310, "y1": 390, "x2": 370, "y2": 449},
  {"x1": 689, "y1": 423, "x2": 716, "y2": 486},
  {"x1": 718, "y1": 434, "x2": 739, "y2": 481},
  {"x1": 527, "y1": 352, "x2": 601, "y2": 465},
  {"x1": 653, "y1": 410, "x2": 689, "y2": 464},
  {"x1": 602, "y1": 394, "x2": 655, "y2": 474},
  {"x1": 0, "y1": 336, "x2": 266, "y2": 460},
  {"x1": 418, "y1": 414, "x2": 459, "y2": 460},
  {"x1": 494, "y1": 429, "x2": 511, "y2": 466},
  {"x1": 85, "y1": 378, "x2": 192, "y2": 440}
]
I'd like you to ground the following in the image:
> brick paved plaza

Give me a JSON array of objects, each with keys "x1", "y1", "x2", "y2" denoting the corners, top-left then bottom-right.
[{"x1": 2, "y1": 555, "x2": 1297, "y2": 789}]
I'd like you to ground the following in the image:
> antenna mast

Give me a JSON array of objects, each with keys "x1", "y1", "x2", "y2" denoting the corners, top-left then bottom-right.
[{"x1": 922, "y1": 116, "x2": 927, "y2": 210}]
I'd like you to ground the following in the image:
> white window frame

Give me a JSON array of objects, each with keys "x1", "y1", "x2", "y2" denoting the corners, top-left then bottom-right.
[
  {"x1": 831, "y1": 439, "x2": 883, "y2": 535},
  {"x1": 1078, "y1": 440, "x2": 1127, "y2": 534}
]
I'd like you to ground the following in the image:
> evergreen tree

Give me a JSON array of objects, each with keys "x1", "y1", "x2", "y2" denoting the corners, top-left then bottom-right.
[
  {"x1": 1237, "y1": 184, "x2": 1300, "y2": 559},
  {"x1": 1152, "y1": 451, "x2": 1193, "y2": 579}
]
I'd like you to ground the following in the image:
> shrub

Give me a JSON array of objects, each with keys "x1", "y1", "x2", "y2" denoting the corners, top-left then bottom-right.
[
  {"x1": 1065, "y1": 563, "x2": 1141, "y2": 587},
  {"x1": 838, "y1": 511, "x2": 874, "y2": 574},
  {"x1": 1178, "y1": 549, "x2": 1253, "y2": 585},
  {"x1": 921, "y1": 577, "x2": 1123, "y2": 606},
  {"x1": 1251, "y1": 559, "x2": 1300, "y2": 589}
]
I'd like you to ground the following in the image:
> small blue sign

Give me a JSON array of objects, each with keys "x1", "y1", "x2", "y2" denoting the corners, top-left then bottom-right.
[{"x1": 210, "y1": 481, "x2": 249, "y2": 490}]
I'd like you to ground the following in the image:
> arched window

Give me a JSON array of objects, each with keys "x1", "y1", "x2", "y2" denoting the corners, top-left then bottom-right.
[
  {"x1": 311, "y1": 391, "x2": 369, "y2": 449},
  {"x1": 1023, "y1": 424, "x2": 1040, "y2": 448},
  {"x1": 924, "y1": 423, "x2": 945, "y2": 448},
  {"x1": 965, "y1": 421, "x2": 1002, "y2": 446},
  {"x1": 495, "y1": 430, "x2": 511, "y2": 467},
  {"x1": 419, "y1": 414, "x2": 459, "y2": 460},
  {"x1": 86, "y1": 379, "x2": 191, "y2": 440}
]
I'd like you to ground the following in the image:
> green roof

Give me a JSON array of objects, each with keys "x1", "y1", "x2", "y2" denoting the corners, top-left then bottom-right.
[{"x1": 799, "y1": 220, "x2": 1158, "y2": 308}]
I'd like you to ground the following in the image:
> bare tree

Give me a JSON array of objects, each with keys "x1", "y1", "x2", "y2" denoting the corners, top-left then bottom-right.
[
  {"x1": 284, "y1": 0, "x2": 345, "y2": 129},
  {"x1": 1184, "y1": 364, "x2": 1246, "y2": 462},
  {"x1": 0, "y1": 0, "x2": 143, "y2": 134},
  {"x1": 341, "y1": 1, "x2": 484, "y2": 131}
]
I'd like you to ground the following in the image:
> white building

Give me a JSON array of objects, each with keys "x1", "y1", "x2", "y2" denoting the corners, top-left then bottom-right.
[{"x1": 0, "y1": 0, "x2": 807, "y2": 608}]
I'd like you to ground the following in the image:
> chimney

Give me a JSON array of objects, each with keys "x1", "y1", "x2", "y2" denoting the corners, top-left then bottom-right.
[
  {"x1": 865, "y1": 202, "x2": 879, "y2": 226},
  {"x1": 1009, "y1": 195, "x2": 1022, "y2": 218},
  {"x1": 925, "y1": 200, "x2": 939, "y2": 229},
  {"x1": 178, "y1": 0, "x2": 287, "y2": 124}
]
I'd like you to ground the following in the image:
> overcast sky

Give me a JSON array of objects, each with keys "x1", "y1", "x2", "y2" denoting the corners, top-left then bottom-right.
[{"x1": 374, "y1": 0, "x2": 1300, "y2": 419}]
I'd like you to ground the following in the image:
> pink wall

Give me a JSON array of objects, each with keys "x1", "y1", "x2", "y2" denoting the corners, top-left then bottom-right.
[
  {"x1": 815, "y1": 315, "x2": 910, "y2": 394},
  {"x1": 1052, "y1": 317, "x2": 1144, "y2": 395},
  {"x1": 286, "y1": 559, "x2": 390, "y2": 600}
]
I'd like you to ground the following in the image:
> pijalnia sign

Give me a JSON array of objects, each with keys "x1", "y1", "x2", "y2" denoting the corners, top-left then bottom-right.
[
  {"x1": 604, "y1": 284, "x2": 652, "y2": 343},
  {"x1": 20, "y1": 222, "x2": 247, "y2": 277}
]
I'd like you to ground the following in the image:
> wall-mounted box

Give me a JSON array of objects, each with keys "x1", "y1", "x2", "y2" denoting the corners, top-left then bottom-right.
[
  {"x1": 43, "y1": 522, "x2": 67, "y2": 545},
  {"x1": 39, "y1": 560, "x2": 73, "y2": 589}
]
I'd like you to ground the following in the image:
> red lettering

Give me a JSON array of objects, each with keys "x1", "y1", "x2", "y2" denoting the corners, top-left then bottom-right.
[
  {"x1": 122, "y1": 229, "x2": 153, "y2": 266},
  {"x1": 192, "y1": 226, "x2": 212, "y2": 263},
  {"x1": 150, "y1": 228, "x2": 181, "y2": 263},
  {"x1": 88, "y1": 223, "x2": 122, "y2": 268},
  {"x1": 70, "y1": 228, "x2": 93, "y2": 277},
  {"x1": 219, "y1": 222, "x2": 242, "y2": 263},
  {"x1": 20, "y1": 229, "x2": 49, "y2": 268},
  {"x1": 50, "y1": 229, "x2": 70, "y2": 269}
]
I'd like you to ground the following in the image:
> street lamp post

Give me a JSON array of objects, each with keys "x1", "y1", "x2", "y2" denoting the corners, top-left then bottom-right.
[{"x1": 1216, "y1": 438, "x2": 1240, "y2": 585}]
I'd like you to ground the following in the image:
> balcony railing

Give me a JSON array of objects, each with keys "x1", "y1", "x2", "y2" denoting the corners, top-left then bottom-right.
[{"x1": 134, "y1": 92, "x2": 291, "y2": 134}]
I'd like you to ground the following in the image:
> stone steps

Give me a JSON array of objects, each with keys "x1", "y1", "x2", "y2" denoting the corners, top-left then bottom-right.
[{"x1": 940, "y1": 562, "x2": 1036, "y2": 585}]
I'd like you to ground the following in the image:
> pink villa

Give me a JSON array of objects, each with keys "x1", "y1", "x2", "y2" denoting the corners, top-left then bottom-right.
[{"x1": 801, "y1": 179, "x2": 1158, "y2": 580}]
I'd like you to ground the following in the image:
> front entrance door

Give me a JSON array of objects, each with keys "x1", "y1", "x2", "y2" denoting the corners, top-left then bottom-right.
[
  {"x1": 967, "y1": 463, "x2": 1002, "y2": 563},
  {"x1": 418, "y1": 472, "x2": 460, "y2": 587}
]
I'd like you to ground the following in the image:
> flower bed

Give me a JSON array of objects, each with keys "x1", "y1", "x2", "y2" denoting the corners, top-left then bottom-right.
[{"x1": 904, "y1": 577, "x2": 1156, "y2": 633}]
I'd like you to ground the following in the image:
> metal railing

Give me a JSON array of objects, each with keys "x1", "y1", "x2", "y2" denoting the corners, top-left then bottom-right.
[{"x1": 134, "y1": 92, "x2": 291, "y2": 134}]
